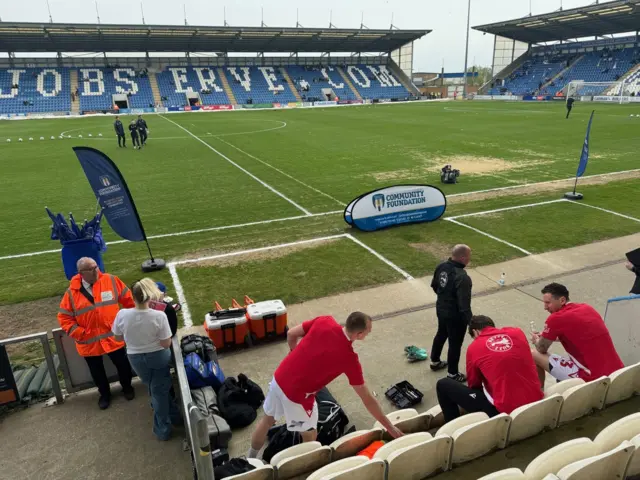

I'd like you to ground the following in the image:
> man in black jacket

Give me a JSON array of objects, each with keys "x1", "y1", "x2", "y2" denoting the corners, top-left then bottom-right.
[
  {"x1": 566, "y1": 97, "x2": 575, "y2": 119},
  {"x1": 129, "y1": 120, "x2": 141, "y2": 149},
  {"x1": 429, "y1": 244, "x2": 473, "y2": 382},
  {"x1": 136, "y1": 115, "x2": 148, "y2": 146},
  {"x1": 626, "y1": 261, "x2": 640, "y2": 295},
  {"x1": 114, "y1": 116, "x2": 126, "y2": 147}
]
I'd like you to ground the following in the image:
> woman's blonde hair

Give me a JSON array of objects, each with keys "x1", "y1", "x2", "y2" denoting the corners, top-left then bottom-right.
[{"x1": 131, "y1": 278, "x2": 162, "y2": 306}]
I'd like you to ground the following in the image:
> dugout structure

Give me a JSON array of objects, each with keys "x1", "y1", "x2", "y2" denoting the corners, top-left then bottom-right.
[{"x1": 473, "y1": 0, "x2": 640, "y2": 88}]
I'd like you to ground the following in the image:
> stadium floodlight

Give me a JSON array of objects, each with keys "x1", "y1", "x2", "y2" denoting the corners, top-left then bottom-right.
[{"x1": 565, "y1": 79, "x2": 640, "y2": 104}]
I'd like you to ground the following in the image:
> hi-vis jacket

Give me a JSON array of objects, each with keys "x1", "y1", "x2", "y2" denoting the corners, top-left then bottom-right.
[{"x1": 57, "y1": 271, "x2": 134, "y2": 357}]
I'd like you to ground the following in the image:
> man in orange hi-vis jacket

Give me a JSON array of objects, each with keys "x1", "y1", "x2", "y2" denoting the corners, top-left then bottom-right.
[{"x1": 58, "y1": 257, "x2": 136, "y2": 410}]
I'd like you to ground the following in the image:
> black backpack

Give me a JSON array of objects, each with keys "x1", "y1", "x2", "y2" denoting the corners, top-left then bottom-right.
[
  {"x1": 262, "y1": 426, "x2": 302, "y2": 463},
  {"x1": 217, "y1": 374, "x2": 265, "y2": 429},
  {"x1": 213, "y1": 458, "x2": 255, "y2": 479},
  {"x1": 180, "y1": 334, "x2": 218, "y2": 363},
  {"x1": 316, "y1": 387, "x2": 351, "y2": 446}
]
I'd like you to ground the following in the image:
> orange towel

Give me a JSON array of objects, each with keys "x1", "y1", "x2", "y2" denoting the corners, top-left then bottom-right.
[{"x1": 357, "y1": 440, "x2": 386, "y2": 459}]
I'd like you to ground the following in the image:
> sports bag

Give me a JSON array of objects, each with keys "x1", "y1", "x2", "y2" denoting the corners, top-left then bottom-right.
[
  {"x1": 191, "y1": 386, "x2": 232, "y2": 449},
  {"x1": 217, "y1": 374, "x2": 265, "y2": 429},
  {"x1": 213, "y1": 458, "x2": 255, "y2": 478},
  {"x1": 184, "y1": 352, "x2": 225, "y2": 391},
  {"x1": 316, "y1": 387, "x2": 350, "y2": 446}
]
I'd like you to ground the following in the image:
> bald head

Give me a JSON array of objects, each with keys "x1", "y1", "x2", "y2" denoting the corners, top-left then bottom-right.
[
  {"x1": 451, "y1": 244, "x2": 471, "y2": 266},
  {"x1": 76, "y1": 257, "x2": 99, "y2": 284}
]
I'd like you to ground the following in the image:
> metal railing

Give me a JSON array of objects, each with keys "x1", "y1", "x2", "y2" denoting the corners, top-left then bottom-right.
[
  {"x1": 172, "y1": 336, "x2": 216, "y2": 480},
  {"x1": 0, "y1": 331, "x2": 64, "y2": 406}
]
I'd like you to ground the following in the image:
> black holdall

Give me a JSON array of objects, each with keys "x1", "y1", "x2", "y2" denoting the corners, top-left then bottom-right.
[
  {"x1": 217, "y1": 374, "x2": 265, "y2": 429},
  {"x1": 315, "y1": 387, "x2": 350, "y2": 446}
]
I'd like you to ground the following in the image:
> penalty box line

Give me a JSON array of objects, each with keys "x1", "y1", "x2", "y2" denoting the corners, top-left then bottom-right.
[
  {"x1": 168, "y1": 234, "x2": 414, "y2": 328},
  {"x1": 159, "y1": 114, "x2": 312, "y2": 216}
]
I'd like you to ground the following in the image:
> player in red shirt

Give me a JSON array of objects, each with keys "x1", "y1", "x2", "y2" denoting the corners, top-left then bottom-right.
[
  {"x1": 436, "y1": 315, "x2": 543, "y2": 423},
  {"x1": 530, "y1": 283, "x2": 623, "y2": 386},
  {"x1": 247, "y1": 312, "x2": 403, "y2": 458}
]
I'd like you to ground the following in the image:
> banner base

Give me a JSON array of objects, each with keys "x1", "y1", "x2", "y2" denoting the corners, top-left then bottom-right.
[
  {"x1": 564, "y1": 192, "x2": 584, "y2": 200},
  {"x1": 141, "y1": 258, "x2": 166, "y2": 272}
]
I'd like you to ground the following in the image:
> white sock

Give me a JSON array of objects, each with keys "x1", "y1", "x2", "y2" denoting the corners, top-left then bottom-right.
[{"x1": 247, "y1": 447, "x2": 260, "y2": 459}]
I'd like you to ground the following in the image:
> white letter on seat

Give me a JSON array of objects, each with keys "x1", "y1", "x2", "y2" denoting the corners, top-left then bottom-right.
[
  {"x1": 0, "y1": 69, "x2": 25, "y2": 98},
  {"x1": 348, "y1": 66, "x2": 371, "y2": 88},
  {"x1": 80, "y1": 69, "x2": 104, "y2": 96},
  {"x1": 169, "y1": 68, "x2": 193, "y2": 93},
  {"x1": 367, "y1": 66, "x2": 401, "y2": 87},
  {"x1": 114, "y1": 68, "x2": 139, "y2": 95},
  {"x1": 37, "y1": 69, "x2": 62, "y2": 97},
  {"x1": 258, "y1": 67, "x2": 284, "y2": 92},
  {"x1": 193, "y1": 68, "x2": 223, "y2": 93},
  {"x1": 226, "y1": 67, "x2": 252, "y2": 92},
  {"x1": 321, "y1": 67, "x2": 344, "y2": 89}
]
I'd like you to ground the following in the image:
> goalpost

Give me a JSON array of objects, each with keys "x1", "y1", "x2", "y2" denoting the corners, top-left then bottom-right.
[{"x1": 565, "y1": 79, "x2": 640, "y2": 104}]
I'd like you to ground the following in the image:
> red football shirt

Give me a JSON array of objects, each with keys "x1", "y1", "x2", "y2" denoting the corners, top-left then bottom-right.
[
  {"x1": 274, "y1": 316, "x2": 364, "y2": 414},
  {"x1": 541, "y1": 303, "x2": 623, "y2": 381},
  {"x1": 466, "y1": 327, "x2": 543, "y2": 414}
]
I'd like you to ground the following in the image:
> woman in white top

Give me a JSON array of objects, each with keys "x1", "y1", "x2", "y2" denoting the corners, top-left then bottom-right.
[{"x1": 112, "y1": 278, "x2": 181, "y2": 440}]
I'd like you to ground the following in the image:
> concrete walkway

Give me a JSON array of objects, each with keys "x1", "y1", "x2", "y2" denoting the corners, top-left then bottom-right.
[{"x1": 1, "y1": 233, "x2": 638, "y2": 480}]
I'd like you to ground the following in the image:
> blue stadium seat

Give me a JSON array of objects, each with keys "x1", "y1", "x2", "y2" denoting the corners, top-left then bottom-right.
[
  {"x1": 0, "y1": 68, "x2": 70, "y2": 114},
  {"x1": 77, "y1": 67, "x2": 154, "y2": 112},
  {"x1": 224, "y1": 66, "x2": 297, "y2": 104},
  {"x1": 285, "y1": 65, "x2": 358, "y2": 102},
  {"x1": 346, "y1": 64, "x2": 410, "y2": 100}
]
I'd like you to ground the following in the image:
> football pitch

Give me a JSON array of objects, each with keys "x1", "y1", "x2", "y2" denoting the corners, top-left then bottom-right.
[{"x1": 1, "y1": 101, "x2": 639, "y2": 328}]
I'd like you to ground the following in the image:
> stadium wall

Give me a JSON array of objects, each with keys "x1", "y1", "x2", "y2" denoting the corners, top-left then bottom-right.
[{"x1": 604, "y1": 295, "x2": 640, "y2": 366}]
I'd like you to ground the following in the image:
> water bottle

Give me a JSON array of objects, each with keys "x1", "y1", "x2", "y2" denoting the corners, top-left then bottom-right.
[
  {"x1": 529, "y1": 321, "x2": 537, "y2": 334},
  {"x1": 498, "y1": 272, "x2": 506, "y2": 287}
]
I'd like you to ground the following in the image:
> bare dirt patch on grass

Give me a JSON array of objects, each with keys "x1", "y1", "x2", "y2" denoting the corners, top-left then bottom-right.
[
  {"x1": 449, "y1": 169, "x2": 640, "y2": 205},
  {"x1": 179, "y1": 237, "x2": 340, "y2": 268},
  {"x1": 409, "y1": 241, "x2": 452, "y2": 260}
]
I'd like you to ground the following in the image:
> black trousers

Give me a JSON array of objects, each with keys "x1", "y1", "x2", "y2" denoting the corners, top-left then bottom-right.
[
  {"x1": 117, "y1": 134, "x2": 126, "y2": 147},
  {"x1": 84, "y1": 347, "x2": 133, "y2": 398},
  {"x1": 131, "y1": 134, "x2": 140, "y2": 147},
  {"x1": 436, "y1": 377, "x2": 499, "y2": 423},
  {"x1": 566, "y1": 106, "x2": 572, "y2": 119},
  {"x1": 139, "y1": 129, "x2": 147, "y2": 145},
  {"x1": 430, "y1": 313, "x2": 467, "y2": 375}
]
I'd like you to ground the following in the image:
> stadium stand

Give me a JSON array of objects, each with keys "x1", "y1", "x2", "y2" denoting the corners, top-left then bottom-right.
[
  {"x1": 156, "y1": 67, "x2": 230, "y2": 107},
  {"x1": 286, "y1": 65, "x2": 359, "y2": 102},
  {"x1": 0, "y1": 68, "x2": 70, "y2": 114},
  {"x1": 77, "y1": 67, "x2": 155, "y2": 112}
]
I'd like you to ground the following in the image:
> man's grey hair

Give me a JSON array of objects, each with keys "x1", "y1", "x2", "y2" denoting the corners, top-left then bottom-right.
[
  {"x1": 76, "y1": 257, "x2": 96, "y2": 271},
  {"x1": 452, "y1": 244, "x2": 471, "y2": 259}
]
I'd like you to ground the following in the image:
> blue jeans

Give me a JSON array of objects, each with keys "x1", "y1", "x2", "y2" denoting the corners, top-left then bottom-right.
[{"x1": 128, "y1": 349, "x2": 182, "y2": 440}]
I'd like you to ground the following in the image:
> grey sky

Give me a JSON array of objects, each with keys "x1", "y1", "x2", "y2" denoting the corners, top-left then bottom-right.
[{"x1": 0, "y1": 0, "x2": 622, "y2": 71}]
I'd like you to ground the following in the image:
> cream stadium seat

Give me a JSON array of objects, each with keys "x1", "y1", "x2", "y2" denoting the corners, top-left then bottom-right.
[
  {"x1": 477, "y1": 468, "x2": 526, "y2": 480},
  {"x1": 593, "y1": 412, "x2": 640, "y2": 453},
  {"x1": 372, "y1": 408, "x2": 418, "y2": 429},
  {"x1": 508, "y1": 395, "x2": 563, "y2": 445},
  {"x1": 306, "y1": 456, "x2": 369, "y2": 480},
  {"x1": 523, "y1": 438, "x2": 597, "y2": 480},
  {"x1": 557, "y1": 377, "x2": 610, "y2": 424},
  {"x1": 226, "y1": 458, "x2": 275, "y2": 480},
  {"x1": 555, "y1": 441, "x2": 634, "y2": 480},
  {"x1": 449, "y1": 413, "x2": 512, "y2": 465},
  {"x1": 604, "y1": 363, "x2": 640, "y2": 406},
  {"x1": 372, "y1": 432, "x2": 433, "y2": 461},
  {"x1": 386, "y1": 435, "x2": 452, "y2": 479},
  {"x1": 392, "y1": 411, "x2": 432, "y2": 435},
  {"x1": 322, "y1": 458, "x2": 386, "y2": 480},
  {"x1": 544, "y1": 378, "x2": 584, "y2": 398},
  {"x1": 269, "y1": 441, "x2": 331, "y2": 480},
  {"x1": 329, "y1": 429, "x2": 383, "y2": 461},
  {"x1": 427, "y1": 404, "x2": 446, "y2": 429},
  {"x1": 435, "y1": 411, "x2": 489, "y2": 438},
  {"x1": 628, "y1": 433, "x2": 640, "y2": 477}
]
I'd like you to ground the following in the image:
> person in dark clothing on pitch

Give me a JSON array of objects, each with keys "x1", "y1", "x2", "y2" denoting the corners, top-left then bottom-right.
[
  {"x1": 114, "y1": 116, "x2": 126, "y2": 147},
  {"x1": 129, "y1": 120, "x2": 141, "y2": 149},
  {"x1": 566, "y1": 97, "x2": 575, "y2": 119},
  {"x1": 429, "y1": 244, "x2": 473, "y2": 382},
  {"x1": 137, "y1": 115, "x2": 148, "y2": 146}
]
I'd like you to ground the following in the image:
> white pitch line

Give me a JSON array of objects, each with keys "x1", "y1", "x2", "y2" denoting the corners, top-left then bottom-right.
[
  {"x1": 445, "y1": 218, "x2": 532, "y2": 255},
  {"x1": 569, "y1": 201, "x2": 640, "y2": 223},
  {"x1": 0, "y1": 210, "x2": 344, "y2": 261},
  {"x1": 169, "y1": 263, "x2": 193, "y2": 328},
  {"x1": 170, "y1": 234, "x2": 348, "y2": 266},
  {"x1": 214, "y1": 136, "x2": 346, "y2": 207},
  {"x1": 448, "y1": 169, "x2": 640, "y2": 199},
  {"x1": 448, "y1": 199, "x2": 567, "y2": 220},
  {"x1": 214, "y1": 120, "x2": 288, "y2": 137},
  {"x1": 345, "y1": 234, "x2": 414, "y2": 280},
  {"x1": 159, "y1": 114, "x2": 312, "y2": 216}
]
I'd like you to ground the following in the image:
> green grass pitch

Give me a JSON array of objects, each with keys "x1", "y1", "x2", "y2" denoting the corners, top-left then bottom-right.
[{"x1": 1, "y1": 101, "x2": 639, "y2": 314}]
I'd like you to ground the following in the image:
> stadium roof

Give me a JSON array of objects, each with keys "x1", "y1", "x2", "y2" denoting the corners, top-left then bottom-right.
[
  {"x1": 473, "y1": 0, "x2": 640, "y2": 44},
  {"x1": 0, "y1": 22, "x2": 429, "y2": 53}
]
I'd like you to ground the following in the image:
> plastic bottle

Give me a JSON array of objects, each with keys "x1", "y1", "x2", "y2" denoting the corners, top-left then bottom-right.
[
  {"x1": 530, "y1": 321, "x2": 537, "y2": 334},
  {"x1": 498, "y1": 272, "x2": 506, "y2": 287}
]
